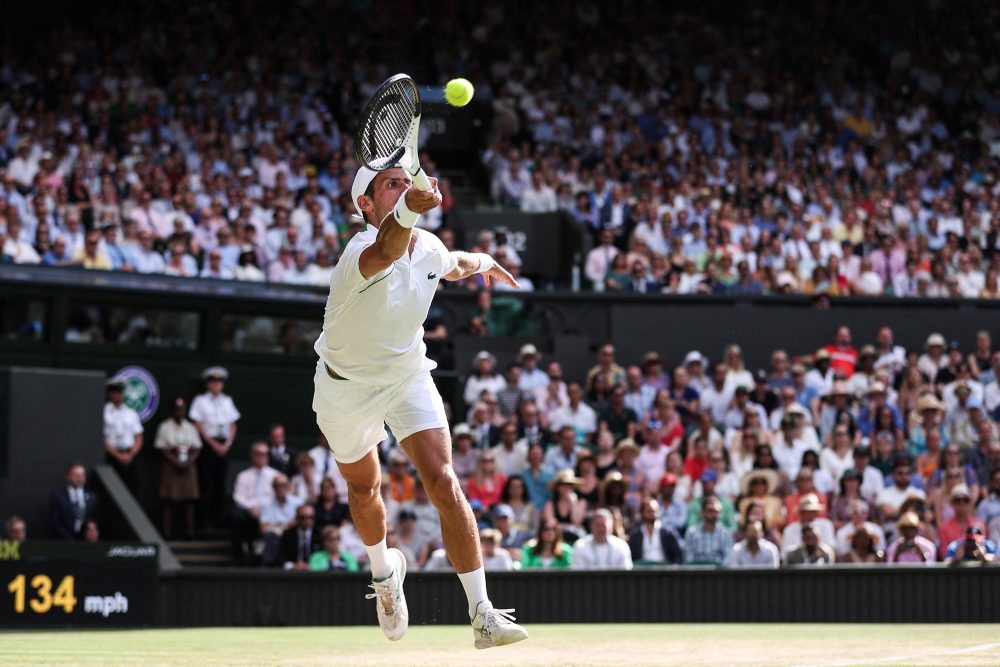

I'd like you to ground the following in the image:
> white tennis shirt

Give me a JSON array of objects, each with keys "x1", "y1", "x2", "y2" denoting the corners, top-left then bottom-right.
[{"x1": 314, "y1": 225, "x2": 458, "y2": 385}]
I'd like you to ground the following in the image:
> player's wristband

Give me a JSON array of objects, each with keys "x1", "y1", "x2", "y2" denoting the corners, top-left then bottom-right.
[
  {"x1": 474, "y1": 253, "x2": 495, "y2": 274},
  {"x1": 392, "y1": 195, "x2": 419, "y2": 228}
]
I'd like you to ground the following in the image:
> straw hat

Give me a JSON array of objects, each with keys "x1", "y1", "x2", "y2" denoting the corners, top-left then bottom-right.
[
  {"x1": 615, "y1": 438, "x2": 640, "y2": 458},
  {"x1": 740, "y1": 469, "x2": 780, "y2": 496},
  {"x1": 547, "y1": 468, "x2": 583, "y2": 489},
  {"x1": 916, "y1": 394, "x2": 945, "y2": 413}
]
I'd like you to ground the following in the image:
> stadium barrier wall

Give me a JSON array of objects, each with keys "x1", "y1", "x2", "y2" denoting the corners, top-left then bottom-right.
[{"x1": 157, "y1": 567, "x2": 1000, "y2": 626}]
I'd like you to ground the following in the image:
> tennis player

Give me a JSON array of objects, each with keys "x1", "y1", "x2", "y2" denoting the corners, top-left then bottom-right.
[{"x1": 312, "y1": 165, "x2": 528, "y2": 649}]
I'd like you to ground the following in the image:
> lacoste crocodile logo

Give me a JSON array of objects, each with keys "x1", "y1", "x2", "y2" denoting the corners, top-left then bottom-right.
[{"x1": 427, "y1": 272, "x2": 437, "y2": 280}]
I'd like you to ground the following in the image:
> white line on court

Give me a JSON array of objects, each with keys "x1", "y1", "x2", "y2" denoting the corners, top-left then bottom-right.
[{"x1": 792, "y1": 642, "x2": 1000, "y2": 667}]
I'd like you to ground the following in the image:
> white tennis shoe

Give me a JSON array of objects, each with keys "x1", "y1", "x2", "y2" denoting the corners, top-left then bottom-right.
[
  {"x1": 365, "y1": 548, "x2": 408, "y2": 641},
  {"x1": 471, "y1": 601, "x2": 528, "y2": 649}
]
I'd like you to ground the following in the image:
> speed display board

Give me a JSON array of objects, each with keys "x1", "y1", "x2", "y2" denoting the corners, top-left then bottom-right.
[{"x1": 0, "y1": 541, "x2": 157, "y2": 627}]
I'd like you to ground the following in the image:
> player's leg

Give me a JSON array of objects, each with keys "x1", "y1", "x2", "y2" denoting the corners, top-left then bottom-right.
[
  {"x1": 313, "y1": 362, "x2": 407, "y2": 640},
  {"x1": 389, "y1": 372, "x2": 527, "y2": 648}
]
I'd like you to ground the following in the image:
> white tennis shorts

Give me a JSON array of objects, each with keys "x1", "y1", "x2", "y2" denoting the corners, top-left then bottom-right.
[{"x1": 312, "y1": 360, "x2": 448, "y2": 464}]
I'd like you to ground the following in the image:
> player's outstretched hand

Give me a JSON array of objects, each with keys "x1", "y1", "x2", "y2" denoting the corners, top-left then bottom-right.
[
  {"x1": 404, "y1": 176, "x2": 442, "y2": 214},
  {"x1": 483, "y1": 262, "x2": 521, "y2": 289}
]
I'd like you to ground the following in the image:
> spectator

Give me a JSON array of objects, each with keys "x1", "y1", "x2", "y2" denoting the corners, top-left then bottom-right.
[
  {"x1": 726, "y1": 520, "x2": 780, "y2": 568},
  {"x1": 781, "y1": 494, "x2": 836, "y2": 556},
  {"x1": 387, "y1": 451, "x2": 416, "y2": 504},
  {"x1": 278, "y1": 504, "x2": 320, "y2": 570},
  {"x1": 522, "y1": 443, "x2": 553, "y2": 512},
  {"x1": 479, "y1": 528, "x2": 514, "y2": 571},
  {"x1": 876, "y1": 458, "x2": 926, "y2": 523},
  {"x1": 495, "y1": 365, "x2": 524, "y2": 419},
  {"x1": 944, "y1": 525, "x2": 997, "y2": 565},
  {"x1": 784, "y1": 523, "x2": 837, "y2": 566},
  {"x1": 4, "y1": 516, "x2": 26, "y2": 543},
  {"x1": 102, "y1": 377, "x2": 144, "y2": 493},
  {"x1": 586, "y1": 344, "x2": 625, "y2": 394},
  {"x1": 516, "y1": 344, "x2": 548, "y2": 396},
  {"x1": 230, "y1": 442, "x2": 279, "y2": 565},
  {"x1": 290, "y1": 452, "x2": 321, "y2": 507},
  {"x1": 463, "y1": 351, "x2": 506, "y2": 409},
  {"x1": 833, "y1": 500, "x2": 885, "y2": 557},
  {"x1": 977, "y1": 468, "x2": 1000, "y2": 529},
  {"x1": 737, "y1": 470, "x2": 784, "y2": 531},
  {"x1": 491, "y1": 421, "x2": 528, "y2": 478},
  {"x1": 544, "y1": 469, "x2": 587, "y2": 542},
  {"x1": 308, "y1": 434, "x2": 349, "y2": 504},
  {"x1": 549, "y1": 382, "x2": 598, "y2": 446},
  {"x1": 493, "y1": 503, "x2": 530, "y2": 560},
  {"x1": 585, "y1": 227, "x2": 621, "y2": 291},
  {"x1": 154, "y1": 396, "x2": 201, "y2": 540},
  {"x1": 851, "y1": 445, "x2": 887, "y2": 504},
  {"x1": 520, "y1": 518, "x2": 573, "y2": 570},
  {"x1": 260, "y1": 474, "x2": 302, "y2": 566},
  {"x1": 686, "y1": 472, "x2": 738, "y2": 533},
  {"x1": 266, "y1": 423, "x2": 298, "y2": 478},
  {"x1": 886, "y1": 511, "x2": 938, "y2": 564},
  {"x1": 683, "y1": 496, "x2": 733, "y2": 565},
  {"x1": 309, "y1": 525, "x2": 361, "y2": 572},
  {"x1": 49, "y1": 463, "x2": 98, "y2": 541},
  {"x1": 543, "y1": 426, "x2": 584, "y2": 474},
  {"x1": 451, "y1": 424, "x2": 479, "y2": 483},
  {"x1": 641, "y1": 352, "x2": 670, "y2": 392},
  {"x1": 499, "y1": 476, "x2": 536, "y2": 534},
  {"x1": 784, "y1": 468, "x2": 828, "y2": 524},
  {"x1": 937, "y1": 484, "x2": 986, "y2": 560},
  {"x1": 190, "y1": 366, "x2": 240, "y2": 529},
  {"x1": 572, "y1": 509, "x2": 633, "y2": 570},
  {"x1": 628, "y1": 499, "x2": 683, "y2": 565},
  {"x1": 466, "y1": 451, "x2": 507, "y2": 510},
  {"x1": 313, "y1": 477, "x2": 350, "y2": 532},
  {"x1": 399, "y1": 479, "x2": 442, "y2": 560}
]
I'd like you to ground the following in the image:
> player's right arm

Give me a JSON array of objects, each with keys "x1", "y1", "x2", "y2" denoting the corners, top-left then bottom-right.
[{"x1": 358, "y1": 177, "x2": 442, "y2": 278}]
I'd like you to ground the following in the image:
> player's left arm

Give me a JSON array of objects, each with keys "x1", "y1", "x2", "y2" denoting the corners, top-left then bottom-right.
[{"x1": 443, "y1": 251, "x2": 521, "y2": 289}]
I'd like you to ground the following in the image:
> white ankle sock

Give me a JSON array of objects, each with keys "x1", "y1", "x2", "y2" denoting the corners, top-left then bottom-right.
[
  {"x1": 457, "y1": 567, "x2": 489, "y2": 620},
  {"x1": 365, "y1": 537, "x2": 393, "y2": 580}
]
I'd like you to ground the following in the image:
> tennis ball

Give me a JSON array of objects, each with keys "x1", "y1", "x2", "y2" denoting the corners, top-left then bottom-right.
[{"x1": 445, "y1": 78, "x2": 474, "y2": 107}]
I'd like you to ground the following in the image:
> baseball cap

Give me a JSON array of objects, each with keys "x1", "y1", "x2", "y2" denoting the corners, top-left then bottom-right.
[
  {"x1": 700, "y1": 469, "x2": 718, "y2": 483},
  {"x1": 351, "y1": 167, "x2": 380, "y2": 217},
  {"x1": 683, "y1": 351, "x2": 705, "y2": 365},
  {"x1": 967, "y1": 396, "x2": 984, "y2": 410},
  {"x1": 469, "y1": 498, "x2": 484, "y2": 511},
  {"x1": 659, "y1": 473, "x2": 678, "y2": 486},
  {"x1": 519, "y1": 343, "x2": 539, "y2": 359},
  {"x1": 950, "y1": 483, "x2": 971, "y2": 500},
  {"x1": 493, "y1": 504, "x2": 515, "y2": 519},
  {"x1": 966, "y1": 524, "x2": 986, "y2": 542},
  {"x1": 798, "y1": 493, "x2": 823, "y2": 511}
]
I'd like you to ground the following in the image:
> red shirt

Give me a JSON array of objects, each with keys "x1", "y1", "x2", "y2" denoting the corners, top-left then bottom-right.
[
  {"x1": 467, "y1": 474, "x2": 507, "y2": 509},
  {"x1": 684, "y1": 456, "x2": 709, "y2": 483},
  {"x1": 823, "y1": 344, "x2": 858, "y2": 378}
]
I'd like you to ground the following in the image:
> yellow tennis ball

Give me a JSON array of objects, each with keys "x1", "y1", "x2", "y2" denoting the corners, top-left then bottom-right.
[{"x1": 445, "y1": 78, "x2": 474, "y2": 107}]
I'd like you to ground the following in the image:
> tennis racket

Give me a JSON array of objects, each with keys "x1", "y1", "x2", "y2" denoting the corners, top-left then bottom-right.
[{"x1": 354, "y1": 73, "x2": 433, "y2": 192}]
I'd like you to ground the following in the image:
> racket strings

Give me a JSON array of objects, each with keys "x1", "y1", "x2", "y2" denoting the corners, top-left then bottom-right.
[{"x1": 361, "y1": 82, "x2": 417, "y2": 165}]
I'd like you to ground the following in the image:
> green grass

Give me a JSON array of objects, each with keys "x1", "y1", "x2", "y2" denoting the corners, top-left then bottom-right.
[{"x1": 1, "y1": 624, "x2": 998, "y2": 666}]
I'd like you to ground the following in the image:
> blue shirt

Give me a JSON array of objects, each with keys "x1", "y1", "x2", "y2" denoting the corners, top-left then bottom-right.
[
  {"x1": 944, "y1": 538, "x2": 997, "y2": 560},
  {"x1": 523, "y1": 468, "x2": 553, "y2": 511}
]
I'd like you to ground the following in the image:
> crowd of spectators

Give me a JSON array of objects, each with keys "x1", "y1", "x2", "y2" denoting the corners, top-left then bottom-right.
[{"x1": 2, "y1": 3, "x2": 1000, "y2": 298}]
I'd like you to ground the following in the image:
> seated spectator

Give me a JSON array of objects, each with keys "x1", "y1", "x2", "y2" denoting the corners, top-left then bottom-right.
[
  {"x1": 387, "y1": 450, "x2": 416, "y2": 503},
  {"x1": 781, "y1": 494, "x2": 835, "y2": 556},
  {"x1": 599, "y1": 471, "x2": 632, "y2": 528},
  {"x1": 876, "y1": 458, "x2": 926, "y2": 524},
  {"x1": 393, "y1": 510, "x2": 420, "y2": 569},
  {"x1": 628, "y1": 499, "x2": 683, "y2": 565},
  {"x1": 266, "y1": 424, "x2": 298, "y2": 478},
  {"x1": 575, "y1": 453, "x2": 601, "y2": 507},
  {"x1": 308, "y1": 525, "x2": 360, "y2": 572},
  {"x1": 549, "y1": 382, "x2": 598, "y2": 447},
  {"x1": 49, "y1": 463, "x2": 98, "y2": 541},
  {"x1": 784, "y1": 468, "x2": 829, "y2": 524},
  {"x1": 614, "y1": 439, "x2": 648, "y2": 509},
  {"x1": 571, "y1": 509, "x2": 633, "y2": 570},
  {"x1": 977, "y1": 468, "x2": 1000, "y2": 529},
  {"x1": 4, "y1": 516, "x2": 26, "y2": 543},
  {"x1": 833, "y1": 500, "x2": 885, "y2": 557},
  {"x1": 657, "y1": 473, "x2": 688, "y2": 536},
  {"x1": 313, "y1": 477, "x2": 350, "y2": 531},
  {"x1": 490, "y1": 421, "x2": 528, "y2": 478},
  {"x1": 738, "y1": 470, "x2": 784, "y2": 530},
  {"x1": 726, "y1": 520, "x2": 780, "y2": 568},
  {"x1": 885, "y1": 512, "x2": 937, "y2": 564},
  {"x1": 278, "y1": 504, "x2": 320, "y2": 570},
  {"x1": 464, "y1": 351, "x2": 506, "y2": 409},
  {"x1": 544, "y1": 469, "x2": 587, "y2": 543},
  {"x1": 154, "y1": 396, "x2": 201, "y2": 540},
  {"x1": 500, "y1": 476, "x2": 537, "y2": 533},
  {"x1": 944, "y1": 524, "x2": 997, "y2": 565},
  {"x1": 479, "y1": 528, "x2": 514, "y2": 571},
  {"x1": 520, "y1": 518, "x2": 573, "y2": 570},
  {"x1": 932, "y1": 465, "x2": 976, "y2": 525},
  {"x1": 937, "y1": 484, "x2": 986, "y2": 560},
  {"x1": 522, "y1": 443, "x2": 553, "y2": 512},
  {"x1": 400, "y1": 479, "x2": 442, "y2": 559},
  {"x1": 231, "y1": 442, "x2": 279, "y2": 564},
  {"x1": 851, "y1": 445, "x2": 887, "y2": 503},
  {"x1": 683, "y1": 496, "x2": 733, "y2": 565},
  {"x1": 260, "y1": 474, "x2": 302, "y2": 566},
  {"x1": 451, "y1": 424, "x2": 479, "y2": 484},
  {"x1": 544, "y1": 426, "x2": 584, "y2": 474},
  {"x1": 493, "y1": 504, "x2": 530, "y2": 561},
  {"x1": 599, "y1": 384, "x2": 639, "y2": 443},
  {"x1": 829, "y1": 468, "x2": 864, "y2": 530},
  {"x1": 466, "y1": 451, "x2": 507, "y2": 510},
  {"x1": 800, "y1": 449, "x2": 836, "y2": 498},
  {"x1": 307, "y1": 434, "x2": 348, "y2": 503},
  {"x1": 289, "y1": 452, "x2": 321, "y2": 506},
  {"x1": 686, "y1": 473, "x2": 738, "y2": 533},
  {"x1": 785, "y1": 523, "x2": 837, "y2": 565}
]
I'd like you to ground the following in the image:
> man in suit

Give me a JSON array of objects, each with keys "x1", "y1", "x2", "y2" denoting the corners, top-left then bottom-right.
[
  {"x1": 624, "y1": 260, "x2": 662, "y2": 294},
  {"x1": 278, "y1": 504, "x2": 320, "y2": 570},
  {"x1": 785, "y1": 523, "x2": 836, "y2": 565},
  {"x1": 629, "y1": 499, "x2": 683, "y2": 564},
  {"x1": 49, "y1": 463, "x2": 99, "y2": 540},
  {"x1": 267, "y1": 423, "x2": 298, "y2": 477}
]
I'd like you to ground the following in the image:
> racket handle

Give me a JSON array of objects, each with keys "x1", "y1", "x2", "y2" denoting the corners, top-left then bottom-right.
[{"x1": 412, "y1": 167, "x2": 432, "y2": 192}]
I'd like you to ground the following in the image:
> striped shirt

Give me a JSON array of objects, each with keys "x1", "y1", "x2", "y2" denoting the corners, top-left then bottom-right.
[{"x1": 683, "y1": 525, "x2": 734, "y2": 565}]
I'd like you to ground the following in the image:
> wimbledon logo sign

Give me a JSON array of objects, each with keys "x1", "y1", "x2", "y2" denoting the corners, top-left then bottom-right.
[{"x1": 114, "y1": 366, "x2": 160, "y2": 423}]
